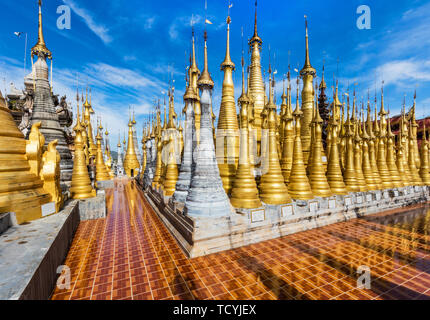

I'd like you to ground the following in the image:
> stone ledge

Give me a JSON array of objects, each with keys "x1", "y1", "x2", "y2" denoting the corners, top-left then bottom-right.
[
  {"x1": 0, "y1": 201, "x2": 80, "y2": 300},
  {"x1": 97, "y1": 179, "x2": 114, "y2": 190},
  {"x1": 74, "y1": 191, "x2": 107, "y2": 221},
  {"x1": 145, "y1": 186, "x2": 430, "y2": 258},
  {"x1": 0, "y1": 212, "x2": 17, "y2": 235}
]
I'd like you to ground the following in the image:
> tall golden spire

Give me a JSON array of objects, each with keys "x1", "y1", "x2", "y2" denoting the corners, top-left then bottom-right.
[
  {"x1": 197, "y1": 31, "x2": 214, "y2": 87},
  {"x1": 123, "y1": 117, "x2": 140, "y2": 178},
  {"x1": 308, "y1": 88, "x2": 332, "y2": 197},
  {"x1": 280, "y1": 70, "x2": 295, "y2": 184},
  {"x1": 95, "y1": 126, "x2": 111, "y2": 186},
  {"x1": 70, "y1": 90, "x2": 96, "y2": 199},
  {"x1": 190, "y1": 28, "x2": 201, "y2": 145},
  {"x1": 396, "y1": 130, "x2": 410, "y2": 187},
  {"x1": 342, "y1": 95, "x2": 360, "y2": 192},
  {"x1": 217, "y1": 13, "x2": 239, "y2": 195},
  {"x1": 248, "y1": 0, "x2": 265, "y2": 155},
  {"x1": 83, "y1": 87, "x2": 97, "y2": 158},
  {"x1": 287, "y1": 77, "x2": 314, "y2": 200},
  {"x1": 353, "y1": 113, "x2": 368, "y2": 192},
  {"x1": 366, "y1": 99, "x2": 382, "y2": 189},
  {"x1": 258, "y1": 74, "x2": 292, "y2": 205},
  {"x1": 299, "y1": 16, "x2": 316, "y2": 164},
  {"x1": 361, "y1": 113, "x2": 378, "y2": 191},
  {"x1": 419, "y1": 123, "x2": 430, "y2": 185},
  {"x1": 163, "y1": 133, "x2": 179, "y2": 196},
  {"x1": 386, "y1": 112, "x2": 403, "y2": 188},
  {"x1": 326, "y1": 115, "x2": 348, "y2": 195},
  {"x1": 250, "y1": 0, "x2": 262, "y2": 45},
  {"x1": 230, "y1": 56, "x2": 262, "y2": 208},
  {"x1": 408, "y1": 122, "x2": 423, "y2": 186},
  {"x1": 167, "y1": 85, "x2": 177, "y2": 129},
  {"x1": 411, "y1": 90, "x2": 421, "y2": 169},
  {"x1": 376, "y1": 112, "x2": 393, "y2": 190},
  {"x1": 31, "y1": 0, "x2": 51, "y2": 58}
]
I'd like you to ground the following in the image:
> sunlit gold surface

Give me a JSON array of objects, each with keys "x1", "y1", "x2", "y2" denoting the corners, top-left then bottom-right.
[
  {"x1": 123, "y1": 119, "x2": 140, "y2": 178},
  {"x1": 31, "y1": 0, "x2": 51, "y2": 58},
  {"x1": 95, "y1": 128, "x2": 111, "y2": 185},
  {"x1": 83, "y1": 91, "x2": 97, "y2": 158},
  {"x1": 408, "y1": 126, "x2": 423, "y2": 186},
  {"x1": 419, "y1": 126, "x2": 430, "y2": 185},
  {"x1": 258, "y1": 78, "x2": 291, "y2": 205},
  {"x1": 299, "y1": 18, "x2": 316, "y2": 164},
  {"x1": 216, "y1": 16, "x2": 239, "y2": 195},
  {"x1": 0, "y1": 90, "x2": 51, "y2": 224},
  {"x1": 308, "y1": 94, "x2": 332, "y2": 197},
  {"x1": 326, "y1": 118, "x2": 348, "y2": 195},
  {"x1": 230, "y1": 62, "x2": 262, "y2": 209},
  {"x1": 361, "y1": 118, "x2": 378, "y2": 190},
  {"x1": 386, "y1": 117, "x2": 404, "y2": 188},
  {"x1": 287, "y1": 84, "x2": 314, "y2": 200},
  {"x1": 248, "y1": 3, "x2": 265, "y2": 153},
  {"x1": 70, "y1": 100, "x2": 96, "y2": 199},
  {"x1": 354, "y1": 120, "x2": 368, "y2": 192},
  {"x1": 343, "y1": 116, "x2": 360, "y2": 192},
  {"x1": 41, "y1": 139, "x2": 63, "y2": 211},
  {"x1": 280, "y1": 77, "x2": 295, "y2": 184}
]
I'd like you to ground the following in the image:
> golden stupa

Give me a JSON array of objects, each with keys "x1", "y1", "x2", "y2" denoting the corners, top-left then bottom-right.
[
  {"x1": 70, "y1": 94, "x2": 96, "y2": 199},
  {"x1": 386, "y1": 113, "x2": 403, "y2": 188},
  {"x1": 407, "y1": 123, "x2": 423, "y2": 186},
  {"x1": 351, "y1": 97, "x2": 367, "y2": 192},
  {"x1": 189, "y1": 29, "x2": 201, "y2": 145},
  {"x1": 230, "y1": 55, "x2": 262, "y2": 209},
  {"x1": 280, "y1": 73, "x2": 295, "y2": 184},
  {"x1": 152, "y1": 110, "x2": 163, "y2": 188},
  {"x1": 410, "y1": 92, "x2": 420, "y2": 169},
  {"x1": 83, "y1": 88, "x2": 97, "y2": 158},
  {"x1": 419, "y1": 125, "x2": 430, "y2": 185},
  {"x1": 287, "y1": 78, "x2": 314, "y2": 200},
  {"x1": 95, "y1": 124, "x2": 112, "y2": 185},
  {"x1": 123, "y1": 114, "x2": 140, "y2": 178},
  {"x1": 216, "y1": 15, "x2": 239, "y2": 196},
  {"x1": 307, "y1": 89, "x2": 332, "y2": 197},
  {"x1": 258, "y1": 72, "x2": 292, "y2": 205},
  {"x1": 163, "y1": 88, "x2": 179, "y2": 196},
  {"x1": 361, "y1": 110, "x2": 378, "y2": 190},
  {"x1": 342, "y1": 97, "x2": 360, "y2": 193},
  {"x1": 299, "y1": 16, "x2": 316, "y2": 165},
  {"x1": 366, "y1": 101, "x2": 382, "y2": 189},
  {"x1": 396, "y1": 132, "x2": 409, "y2": 187},
  {"x1": 0, "y1": 90, "x2": 51, "y2": 224},
  {"x1": 326, "y1": 112, "x2": 348, "y2": 195}
]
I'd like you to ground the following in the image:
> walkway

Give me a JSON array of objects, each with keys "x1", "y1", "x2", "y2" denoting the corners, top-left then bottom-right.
[{"x1": 51, "y1": 179, "x2": 430, "y2": 300}]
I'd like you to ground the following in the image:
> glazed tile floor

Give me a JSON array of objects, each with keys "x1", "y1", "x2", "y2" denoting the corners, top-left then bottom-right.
[{"x1": 51, "y1": 179, "x2": 430, "y2": 300}]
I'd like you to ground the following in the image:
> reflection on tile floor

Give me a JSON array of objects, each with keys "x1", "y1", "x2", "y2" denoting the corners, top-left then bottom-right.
[{"x1": 51, "y1": 179, "x2": 430, "y2": 300}]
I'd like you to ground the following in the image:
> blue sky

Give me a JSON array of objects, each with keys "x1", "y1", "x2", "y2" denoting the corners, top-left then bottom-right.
[{"x1": 1, "y1": 0, "x2": 429, "y2": 147}]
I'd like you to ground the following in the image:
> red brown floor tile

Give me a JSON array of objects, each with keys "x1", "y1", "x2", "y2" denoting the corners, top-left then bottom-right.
[{"x1": 50, "y1": 179, "x2": 430, "y2": 300}]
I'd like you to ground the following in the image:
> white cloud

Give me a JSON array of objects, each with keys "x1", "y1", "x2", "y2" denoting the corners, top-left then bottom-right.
[
  {"x1": 144, "y1": 17, "x2": 156, "y2": 30},
  {"x1": 168, "y1": 14, "x2": 203, "y2": 41},
  {"x1": 63, "y1": 0, "x2": 112, "y2": 44},
  {"x1": 375, "y1": 59, "x2": 430, "y2": 87}
]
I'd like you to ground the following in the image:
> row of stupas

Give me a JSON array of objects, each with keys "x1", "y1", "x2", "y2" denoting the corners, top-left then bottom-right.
[
  {"x1": 0, "y1": 1, "x2": 124, "y2": 222},
  {"x1": 0, "y1": 1, "x2": 73, "y2": 224},
  {"x1": 139, "y1": 2, "x2": 430, "y2": 215}
]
